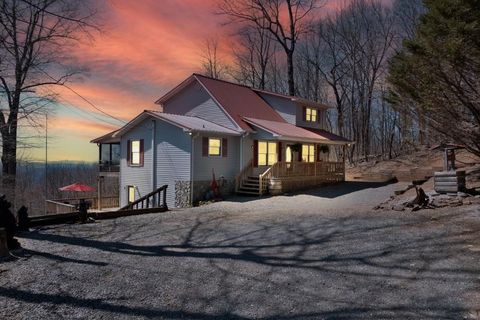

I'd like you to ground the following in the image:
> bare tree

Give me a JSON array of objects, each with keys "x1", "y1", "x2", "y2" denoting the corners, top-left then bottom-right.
[
  {"x1": 0, "y1": 0, "x2": 98, "y2": 202},
  {"x1": 200, "y1": 38, "x2": 227, "y2": 79},
  {"x1": 218, "y1": 0, "x2": 323, "y2": 96},
  {"x1": 230, "y1": 23, "x2": 274, "y2": 89}
]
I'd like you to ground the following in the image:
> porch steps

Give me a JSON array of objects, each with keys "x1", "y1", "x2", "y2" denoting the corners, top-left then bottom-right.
[{"x1": 237, "y1": 176, "x2": 261, "y2": 196}]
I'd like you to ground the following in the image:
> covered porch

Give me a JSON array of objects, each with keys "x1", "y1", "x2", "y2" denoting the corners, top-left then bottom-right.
[
  {"x1": 91, "y1": 130, "x2": 121, "y2": 177},
  {"x1": 236, "y1": 117, "x2": 351, "y2": 195}
]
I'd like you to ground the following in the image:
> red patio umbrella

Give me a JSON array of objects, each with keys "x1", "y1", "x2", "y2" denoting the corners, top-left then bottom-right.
[{"x1": 59, "y1": 182, "x2": 95, "y2": 192}]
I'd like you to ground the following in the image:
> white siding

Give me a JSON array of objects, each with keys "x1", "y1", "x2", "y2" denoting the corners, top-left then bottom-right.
[
  {"x1": 193, "y1": 134, "x2": 240, "y2": 181},
  {"x1": 296, "y1": 108, "x2": 327, "y2": 129},
  {"x1": 242, "y1": 136, "x2": 253, "y2": 169},
  {"x1": 162, "y1": 80, "x2": 238, "y2": 130},
  {"x1": 120, "y1": 118, "x2": 191, "y2": 209},
  {"x1": 258, "y1": 92, "x2": 327, "y2": 129},
  {"x1": 155, "y1": 120, "x2": 191, "y2": 208},
  {"x1": 258, "y1": 93, "x2": 296, "y2": 124},
  {"x1": 120, "y1": 120, "x2": 154, "y2": 208}
]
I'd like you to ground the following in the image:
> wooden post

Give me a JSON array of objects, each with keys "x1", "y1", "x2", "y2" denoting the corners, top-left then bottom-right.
[
  {"x1": 162, "y1": 186, "x2": 167, "y2": 209},
  {"x1": 0, "y1": 228, "x2": 8, "y2": 257},
  {"x1": 343, "y1": 145, "x2": 346, "y2": 181},
  {"x1": 97, "y1": 176, "x2": 103, "y2": 211}
]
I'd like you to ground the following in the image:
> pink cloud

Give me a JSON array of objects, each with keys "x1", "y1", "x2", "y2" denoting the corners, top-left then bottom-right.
[{"x1": 44, "y1": 0, "x2": 386, "y2": 161}]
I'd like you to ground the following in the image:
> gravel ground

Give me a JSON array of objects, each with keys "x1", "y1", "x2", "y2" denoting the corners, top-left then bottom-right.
[{"x1": 1, "y1": 182, "x2": 480, "y2": 319}]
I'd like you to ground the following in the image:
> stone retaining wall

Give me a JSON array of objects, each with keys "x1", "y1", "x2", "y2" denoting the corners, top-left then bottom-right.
[
  {"x1": 192, "y1": 179, "x2": 235, "y2": 204},
  {"x1": 175, "y1": 181, "x2": 191, "y2": 208}
]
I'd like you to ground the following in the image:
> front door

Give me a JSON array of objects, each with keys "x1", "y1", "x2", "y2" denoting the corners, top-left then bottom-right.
[{"x1": 285, "y1": 145, "x2": 293, "y2": 163}]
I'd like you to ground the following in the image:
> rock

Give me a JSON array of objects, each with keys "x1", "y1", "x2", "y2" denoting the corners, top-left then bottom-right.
[
  {"x1": 411, "y1": 205, "x2": 421, "y2": 212},
  {"x1": 449, "y1": 199, "x2": 463, "y2": 207},
  {"x1": 457, "y1": 192, "x2": 470, "y2": 198},
  {"x1": 392, "y1": 204, "x2": 405, "y2": 211}
]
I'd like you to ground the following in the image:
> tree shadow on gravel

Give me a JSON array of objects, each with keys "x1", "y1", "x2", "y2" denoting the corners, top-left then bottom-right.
[
  {"x1": 12, "y1": 211, "x2": 480, "y2": 319},
  {"x1": 0, "y1": 286, "x2": 473, "y2": 320},
  {"x1": 22, "y1": 248, "x2": 108, "y2": 266},
  {"x1": 295, "y1": 181, "x2": 396, "y2": 198}
]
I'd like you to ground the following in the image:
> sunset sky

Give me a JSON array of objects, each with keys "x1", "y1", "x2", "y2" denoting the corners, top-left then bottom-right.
[{"x1": 29, "y1": 0, "x2": 352, "y2": 162}]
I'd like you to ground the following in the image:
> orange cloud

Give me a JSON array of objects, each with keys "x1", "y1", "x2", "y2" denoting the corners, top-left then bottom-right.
[{"x1": 40, "y1": 0, "x2": 383, "y2": 161}]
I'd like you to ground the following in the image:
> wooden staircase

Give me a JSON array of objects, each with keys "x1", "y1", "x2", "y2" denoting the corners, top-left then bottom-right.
[
  {"x1": 235, "y1": 160, "x2": 271, "y2": 196},
  {"x1": 237, "y1": 176, "x2": 261, "y2": 195},
  {"x1": 120, "y1": 185, "x2": 168, "y2": 211}
]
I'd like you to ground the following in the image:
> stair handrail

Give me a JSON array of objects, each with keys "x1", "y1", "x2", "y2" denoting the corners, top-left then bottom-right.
[
  {"x1": 235, "y1": 159, "x2": 253, "y2": 192},
  {"x1": 120, "y1": 185, "x2": 168, "y2": 211},
  {"x1": 258, "y1": 166, "x2": 273, "y2": 195}
]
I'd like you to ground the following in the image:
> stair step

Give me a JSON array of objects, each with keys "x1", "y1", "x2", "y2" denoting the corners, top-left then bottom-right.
[
  {"x1": 242, "y1": 181, "x2": 259, "y2": 187},
  {"x1": 239, "y1": 185, "x2": 260, "y2": 191},
  {"x1": 237, "y1": 189, "x2": 260, "y2": 196},
  {"x1": 247, "y1": 176, "x2": 259, "y2": 180}
]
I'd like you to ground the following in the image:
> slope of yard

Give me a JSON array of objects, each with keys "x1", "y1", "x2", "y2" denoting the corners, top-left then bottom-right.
[
  {"x1": 1, "y1": 182, "x2": 480, "y2": 320},
  {"x1": 347, "y1": 148, "x2": 480, "y2": 182}
]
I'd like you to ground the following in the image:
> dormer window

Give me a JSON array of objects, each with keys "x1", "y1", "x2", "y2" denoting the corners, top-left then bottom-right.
[{"x1": 305, "y1": 107, "x2": 318, "y2": 122}]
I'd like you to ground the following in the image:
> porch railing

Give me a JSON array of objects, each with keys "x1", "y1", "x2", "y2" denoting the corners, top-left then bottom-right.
[
  {"x1": 259, "y1": 166, "x2": 273, "y2": 195},
  {"x1": 99, "y1": 163, "x2": 120, "y2": 172},
  {"x1": 271, "y1": 161, "x2": 344, "y2": 180}
]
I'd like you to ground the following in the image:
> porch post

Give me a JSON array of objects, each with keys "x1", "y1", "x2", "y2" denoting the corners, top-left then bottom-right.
[
  {"x1": 97, "y1": 176, "x2": 103, "y2": 211},
  {"x1": 342, "y1": 145, "x2": 346, "y2": 181}
]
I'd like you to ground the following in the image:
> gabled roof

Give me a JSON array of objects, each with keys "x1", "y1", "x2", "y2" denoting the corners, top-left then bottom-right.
[
  {"x1": 243, "y1": 117, "x2": 351, "y2": 145},
  {"x1": 253, "y1": 88, "x2": 333, "y2": 110},
  {"x1": 155, "y1": 74, "x2": 287, "y2": 132},
  {"x1": 91, "y1": 111, "x2": 242, "y2": 143},
  {"x1": 147, "y1": 111, "x2": 241, "y2": 135},
  {"x1": 90, "y1": 129, "x2": 120, "y2": 144},
  {"x1": 194, "y1": 75, "x2": 286, "y2": 131},
  {"x1": 301, "y1": 127, "x2": 352, "y2": 143}
]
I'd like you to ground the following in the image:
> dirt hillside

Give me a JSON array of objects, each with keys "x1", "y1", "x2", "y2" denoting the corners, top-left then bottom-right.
[{"x1": 347, "y1": 148, "x2": 480, "y2": 183}]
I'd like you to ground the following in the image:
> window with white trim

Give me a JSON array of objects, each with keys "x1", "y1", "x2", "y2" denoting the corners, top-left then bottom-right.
[
  {"x1": 130, "y1": 140, "x2": 141, "y2": 165},
  {"x1": 258, "y1": 141, "x2": 277, "y2": 166},
  {"x1": 127, "y1": 186, "x2": 136, "y2": 203},
  {"x1": 302, "y1": 144, "x2": 315, "y2": 162}
]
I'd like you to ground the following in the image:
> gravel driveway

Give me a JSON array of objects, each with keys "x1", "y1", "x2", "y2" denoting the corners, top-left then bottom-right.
[{"x1": 1, "y1": 182, "x2": 480, "y2": 319}]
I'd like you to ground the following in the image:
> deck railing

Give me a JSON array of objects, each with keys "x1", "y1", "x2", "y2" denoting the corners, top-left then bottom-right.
[
  {"x1": 45, "y1": 200, "x2": 77, "y2": 215},
  {"x1": 46, "y1": 196, "x2": 119, "y2": 213},
  {"x1": 99, "y1": 163, "x2": 120, "y2": 172},
  {"x1": 120, "y1": 185, "x2": 168, "y2": 211},
  {"x1": 271, "y1": 161, "x2": 344, "y2": 180}
]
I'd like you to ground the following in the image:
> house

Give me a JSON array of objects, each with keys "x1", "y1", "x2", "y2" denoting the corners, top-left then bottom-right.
[{"x1": 91, "y1": 74, "x2": 352, "y2": 209}]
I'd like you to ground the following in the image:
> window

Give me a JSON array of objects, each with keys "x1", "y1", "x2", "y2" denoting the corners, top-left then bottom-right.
[
  {"x1": 305, "y1": 107, "x2": 317, "y2": 122},
  {"x1": 302, "y1": 144, "x2": 315, "y2": 162},
  {"x1": 127, "y1": 186, "x2": 136, "y2": 203},
  {"x1": 208, "y1": 138, "x2": 221, "y2": 156},
  {"x1": 130, "y1": 140, "x2": 141, "y2": 165},
  {"x1": 258, "y1": 141, "x2": 277, "y2": 166}
]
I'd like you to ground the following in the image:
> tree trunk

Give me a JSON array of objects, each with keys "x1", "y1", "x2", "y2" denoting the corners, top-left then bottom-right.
[
  {"x1": 1, "y1": 128, "x2": 17, "y2": 206},
  {"x1": 286, "y1": 51, "x2": 295, "y2": 96}
]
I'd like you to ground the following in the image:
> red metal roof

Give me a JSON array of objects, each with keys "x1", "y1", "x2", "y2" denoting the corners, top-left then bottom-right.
[
  {"x1": 195, "y1": 74, "x2": 286, "y2": 131},
  {"x1": 243, "y1": 117, "x2": 351, "y2": 144},
  {"x1": 301, "y1": 127, "x2": 352, "y2": 143}
]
